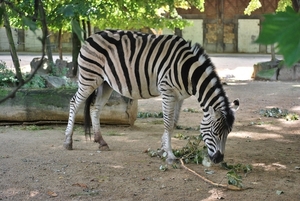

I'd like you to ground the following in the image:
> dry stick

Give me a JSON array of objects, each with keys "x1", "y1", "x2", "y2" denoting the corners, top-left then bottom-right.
[{"x1": 179, "y1": 159, "x2": 252, "y2": 191}]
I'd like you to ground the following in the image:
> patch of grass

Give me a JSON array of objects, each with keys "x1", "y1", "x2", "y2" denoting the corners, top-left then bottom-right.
[
  {"x1": 221, "y1": 162, "x2": 252, "y2": 188},
  {"x1": 173, "y1": 133, "x2": 189, "y2": 140},
  {"x1": 104, "y1": 131, "x2": 124, "y2": 136},
  {"x1": 249, "y1": 121, "x2": 274, "y2": 126},
  {"x1": 176, "y1": 125, "x2": 200, "y2": 131},
  {"x1": 259, "y1": 107, "x2": 299, "y2": 121},
  {"x1": 137, "y1": 111, "x2": 163, "y2": 118},
  {"x1": 183, "y1": 108, "x2": 199, "y2": 113},
  {"x1": 21, "y1": 125, "x2": 53, "y2": 131},
  {"x1": 151, "y1": 119, "x2": 164, "y2": 124},
  {"x1": 173, "y1": 135, "x2": 206, "y2": 165}
]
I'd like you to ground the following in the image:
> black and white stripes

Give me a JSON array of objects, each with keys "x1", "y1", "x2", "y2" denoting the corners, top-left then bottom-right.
[{"x1": 64, "y1": 29, "x2": 239, "y2": 164}]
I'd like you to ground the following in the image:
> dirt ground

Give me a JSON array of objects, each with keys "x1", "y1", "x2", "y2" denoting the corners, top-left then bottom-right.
[{"x1": 1, "y1": 55, "x2": 300, "y2": 200}]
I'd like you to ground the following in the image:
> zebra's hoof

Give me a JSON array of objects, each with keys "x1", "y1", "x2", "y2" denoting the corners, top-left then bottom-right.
[
  {"x1": 99, "y1": 144, "x2": 110, "y2": 151},
  {"x1": 63, "y1": 142, "x2": 73, "y2": 150},
  {"x1": 166, "y1": 158, "x2": 177, "y2": 164}
]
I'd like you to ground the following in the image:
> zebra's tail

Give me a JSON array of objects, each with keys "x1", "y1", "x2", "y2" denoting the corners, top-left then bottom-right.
[{"x1": 84, "y1": 90, "x2": 96, "y2": 140}]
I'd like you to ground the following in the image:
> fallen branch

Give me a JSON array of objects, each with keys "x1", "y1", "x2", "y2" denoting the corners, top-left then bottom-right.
[{"x1": 180, "y1": 159, "x2": 252, "y2": 191}]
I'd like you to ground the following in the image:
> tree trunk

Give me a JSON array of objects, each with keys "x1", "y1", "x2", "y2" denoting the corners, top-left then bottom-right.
[
  {"x1": 270, "y1": 44, "x2": 276, "y2": 62},
  {"x1": 38, "y1": 2, "x2": 54, "y2": 74},
  {"x1": 82, "y1": 19, "x2": 87, "y2": 40},
  {"x1": 292, "y1": 0, "x2": 300, "y2": 12},
  {"x1": 58, "y1": 28, "x2": 63, "y2": 60},
  {"x1": 87, "y1": 21, "x2": 92, "y2": 36},
  {"x1": 2, "y1": 3, "x2": 24, "y2": 85},
  {"x1": 174, "y1": 28, "x2": 182, "y2": 37},
  {"x1": 72, "y1": 17, "x2": 81, "y2": 77}
]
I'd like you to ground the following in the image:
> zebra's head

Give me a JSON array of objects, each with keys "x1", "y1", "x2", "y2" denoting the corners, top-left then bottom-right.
[{"x1": 201, "y1": 99, "x2": 239, "y2": 163}]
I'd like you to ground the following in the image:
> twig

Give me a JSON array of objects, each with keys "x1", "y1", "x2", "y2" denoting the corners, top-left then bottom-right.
[{"x1": 180, "y1": 159, "x2": 252, "y2": 191}]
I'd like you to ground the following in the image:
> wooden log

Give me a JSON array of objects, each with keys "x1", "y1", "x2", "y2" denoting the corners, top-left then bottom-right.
[{"x1": 0, "y1": 88, "x2": 137, "y2": 125}]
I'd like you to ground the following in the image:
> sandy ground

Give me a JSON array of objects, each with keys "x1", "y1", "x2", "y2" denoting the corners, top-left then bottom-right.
[{"x1": 1, "y1": 53, "x2": 300, "y2": 200}]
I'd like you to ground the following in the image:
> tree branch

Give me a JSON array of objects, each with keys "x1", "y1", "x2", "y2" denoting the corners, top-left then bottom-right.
[{"x1": 0, "y1": 0, "x2": 48, "y2": 104}]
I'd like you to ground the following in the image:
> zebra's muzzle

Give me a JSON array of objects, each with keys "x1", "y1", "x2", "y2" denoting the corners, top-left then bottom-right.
[{"x1": 209, "y1": 150, "x2": 224, "y2": 164}]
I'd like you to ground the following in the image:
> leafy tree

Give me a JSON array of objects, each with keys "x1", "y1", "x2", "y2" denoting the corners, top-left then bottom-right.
[
  {"x1": 245, "y1": 0, "x2": 300, "y2": 67},
  {"x1": 0, "y1": 0, "x2": 49, "y2": 104}
]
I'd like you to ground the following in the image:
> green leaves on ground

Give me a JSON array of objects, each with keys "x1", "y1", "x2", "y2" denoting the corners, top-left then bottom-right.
[
  {"x1": 137, "y1": 111, "x2": 163, "y2": 118},
  {"x1": 259, "y1": 107, "x2": 299, "y2": 121},
  {"x1": 221, "y1": 162, "x2": 252, "y2": 188},
  {"x1": 256, "y1": 7, "x2": 300, "y2": 66},
  {"x1": 173, "y1": 135, "x2": 207, "y2": 165}
]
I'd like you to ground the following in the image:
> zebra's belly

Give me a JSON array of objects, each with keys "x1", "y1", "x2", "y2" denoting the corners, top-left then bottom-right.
[{"x1": 112, "y1": 84, "x2": 161, "y2": 100}]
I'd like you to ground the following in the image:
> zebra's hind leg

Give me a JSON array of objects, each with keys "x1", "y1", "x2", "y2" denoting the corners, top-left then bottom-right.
[
  {"x1": 90, "y1": 82, "x2": 113, "y2": 150},
  {"x1": 64, "y1": 88, "x2": 94, "y2": 150}
]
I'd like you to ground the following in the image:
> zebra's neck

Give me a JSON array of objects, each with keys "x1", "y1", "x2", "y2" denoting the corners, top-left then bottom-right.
[{"x1": 191, "y1": 58, "x2": 230, "y2": 114}]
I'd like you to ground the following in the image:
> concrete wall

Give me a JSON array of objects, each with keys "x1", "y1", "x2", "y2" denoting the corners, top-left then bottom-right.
[
  {"x1": 163, "y1": 19, "x2": 203, "y2": 46},
  {"x1": 24, "y1": 29, "x2": 43, "y2": 52},
  {"x1": 237, "y1": 19, "x2": 260, "y2": 53},
  {"x1": 0, "y1": 28, "x2": 18, "y2": 51}
]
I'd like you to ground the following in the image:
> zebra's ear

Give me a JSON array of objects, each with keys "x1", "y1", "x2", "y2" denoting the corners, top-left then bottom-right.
[
  {"x1": 209, "y1": 106, "x2": 222, "y2": 120},
  {"x1": 230, "y1": 99, "x2": 239, "y2": 112}
]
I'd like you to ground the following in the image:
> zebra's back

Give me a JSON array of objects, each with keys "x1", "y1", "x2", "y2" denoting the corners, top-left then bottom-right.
[{"x1": 78, "y1": 30, "x2": 192, "y2": 99}]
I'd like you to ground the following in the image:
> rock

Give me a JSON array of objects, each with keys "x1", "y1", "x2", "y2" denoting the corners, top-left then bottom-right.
[
  {"x1": 277, "y1": 64, "x2": 300, "y2": 81},
  {"x1": 253, "y1": 61, "x2": 300, "y2": 81},
  {"x1": 41, "y1": 75, "x2": 67, "y2": 88},
  {"x1": 30, "y1": 57, "x2": 50, "y2": 75},
  {"x1": 54, "y1": 59, "x2": 67, "y2": 76},
  {"x1": 55, "y1": 59, "x2": 74, "y2": 78}
]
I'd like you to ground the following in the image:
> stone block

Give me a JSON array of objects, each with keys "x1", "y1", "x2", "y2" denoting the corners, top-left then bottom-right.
[{"x1": 0, "y1": 89, "x2": 137, "y2": 125}]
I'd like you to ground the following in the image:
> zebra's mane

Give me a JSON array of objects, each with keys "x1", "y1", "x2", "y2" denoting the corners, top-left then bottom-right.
[
  {"x1": 191, "y1": 43, "x2": 205, "y2": 59},
  {"x1": 189, "y1": 42, "x2": 233, "y2": 122}
]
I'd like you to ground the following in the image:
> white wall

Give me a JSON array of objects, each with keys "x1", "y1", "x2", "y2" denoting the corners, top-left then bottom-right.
[
  {"x1": 163, "y1": 19, "x2": 203, "y2": 45},
  {"x1": 0, "y1": 27, "x2": 18, "y2": 51},
  {"x1": 238, "y1": 19, "x2": 260, "y2": 53},
  {"x1": 182, "y1": 19, "x2": 203, "y2": 45},
  {"x1": 24, "y1": 29, "x2": 43, "y2": 52}
]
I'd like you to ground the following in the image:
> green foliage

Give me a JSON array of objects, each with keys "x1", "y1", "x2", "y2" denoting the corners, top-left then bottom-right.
[
  {"x1": 276, "y1": 0, "x2": 293, "y2": 12},
  {"x1": 256, "y1": 7, "x2": 300, "y2": 66},
  {"x1": 21, "y1": 125, "x2": 53, "y2": 131},
  {"x1": 221, "y1": 162, "x2": 252, "y2": 188},
  {"x1": 259, "y1": 107, "x2": 299, "y2": 121},
  {"x1": 137, "y1": 111, "x2": 163, "y2": 118},
  {"x1": 0, "y1": 5, "x2": 4, "y2": 26},
  {"x1": 22, "y1": 74, "x2": 46, "y2": 88},
  {"x1": 71, "y1": 19, "x2": 85, "y2": 42},
  {"x1": 22, "y1": 17, "x2": 38, "y2": 33},
  {"x1": 173, "y1": 135, "x2": 207, "y2": 164},
  {"x1": 175, "y1": 125, "x2": 200, "y2": 130},
  {"x1": 244, "y1": 0, "x2": 262, "y2": 15},
  {"x1": 244, "y1": 0, "x2": 292, "y2": 15},
  {"x1": 0, "y1": 61, "x2": 18, "y2": 87},
  {"x1": 183, "y1": 108, "x2": 199, "y2": 113}
]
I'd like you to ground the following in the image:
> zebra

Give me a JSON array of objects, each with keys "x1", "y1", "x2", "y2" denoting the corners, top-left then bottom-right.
[{"x1": 64, "y1": 29, "x2": 239, "y2": 164}]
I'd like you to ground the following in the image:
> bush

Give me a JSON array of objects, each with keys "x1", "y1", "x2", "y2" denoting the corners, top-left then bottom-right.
[
  {"x1": 22, "y1": 74, "x2": 46, "y2": 88},
  {"x1": 0, "y1": 60, "x2": 46, "y2": 88},
  {"x1": 0, "y1": 60, "x2": 18, "y2": 87}
]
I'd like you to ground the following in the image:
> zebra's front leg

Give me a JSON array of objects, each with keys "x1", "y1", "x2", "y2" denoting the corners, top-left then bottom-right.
[
  {"x1": 91, "y1": 83, "x2": 113, "y2": 150},
  {"x1": 160, "y1": 96, "x2": 177, "y2": 164},
  {"x1": 174, "y1": 100, "x2": 184, "y2": 128}
]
